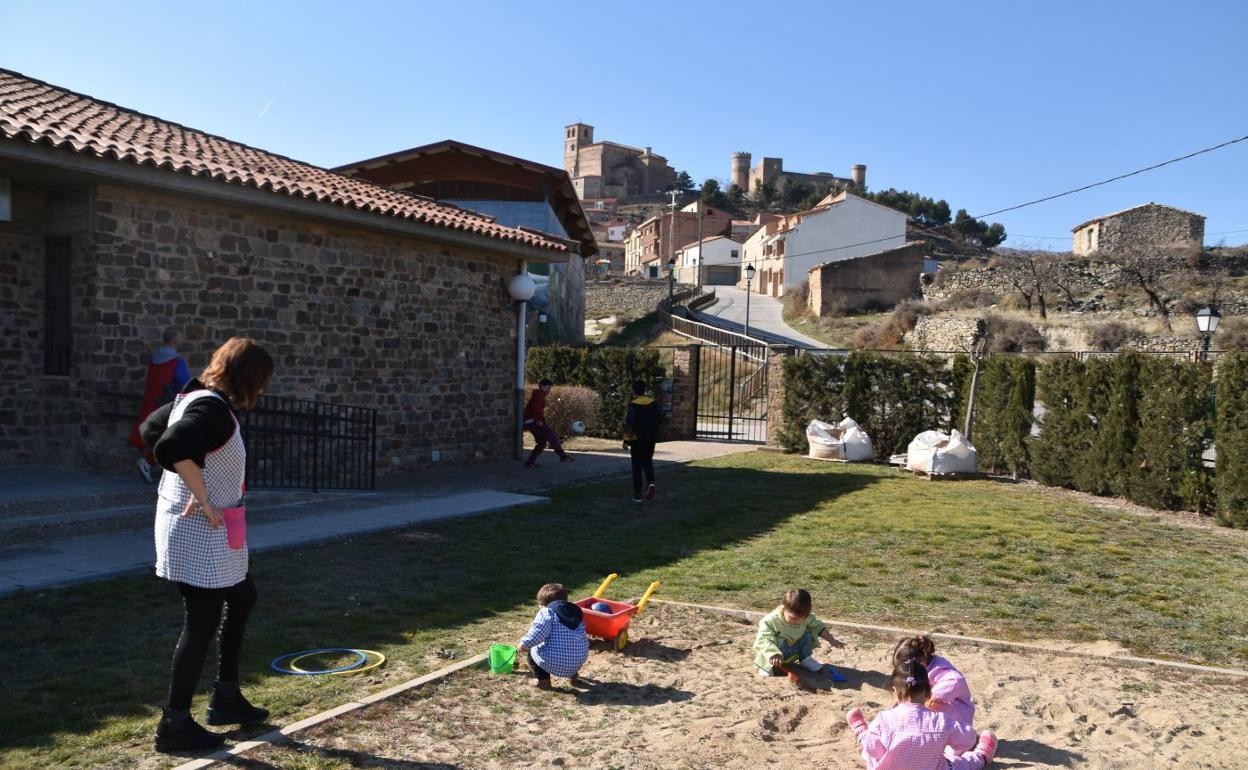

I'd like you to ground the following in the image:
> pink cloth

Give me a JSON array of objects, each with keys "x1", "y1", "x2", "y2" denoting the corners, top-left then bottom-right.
[
  {"x1": 857, "y1": 703, "x2": 983, "y2": 770},
  {"x1": 927, "y1": 654, "x2": 976, "y2": 753}
]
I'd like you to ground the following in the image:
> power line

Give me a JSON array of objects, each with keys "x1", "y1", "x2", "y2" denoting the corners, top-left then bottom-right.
[{"x1": 972, "y1": 132, "x2": 1248, "y2": 220}]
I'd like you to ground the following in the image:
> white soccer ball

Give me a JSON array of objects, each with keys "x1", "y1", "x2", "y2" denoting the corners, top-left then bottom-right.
[{"x1": 571, "y1": 420, "x2": 586, "y2": 435}]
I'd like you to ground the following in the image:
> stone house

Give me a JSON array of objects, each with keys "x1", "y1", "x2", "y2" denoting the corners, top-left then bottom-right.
[
  {"x1": 740, "y1": 191, "x2": 907, "y2": 298},
  {"x1": 332, "y1": 139, "x2": 596, "y2": 343},
  {"x1": 0, "y1": 69, "x2": 573, "y2": 471},
  {"x1": 807, "y1": 241, "x2": 926, "y2": 316},
  {"x1": 563, "y1": 123, "x2": 676, "y2": 201},
  {"x1": 1071, "y1": 202, "x2": 1205, "y2": 256}
]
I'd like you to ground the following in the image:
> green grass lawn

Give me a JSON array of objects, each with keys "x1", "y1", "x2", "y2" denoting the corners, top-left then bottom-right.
[{"x1": 3, "y1": 452, "x2": 1247, "y2": 769}]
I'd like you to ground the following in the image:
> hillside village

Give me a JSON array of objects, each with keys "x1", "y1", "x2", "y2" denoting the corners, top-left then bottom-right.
[{"x1": 570, "y1": 121, "x2": 1247, "y2": 356}]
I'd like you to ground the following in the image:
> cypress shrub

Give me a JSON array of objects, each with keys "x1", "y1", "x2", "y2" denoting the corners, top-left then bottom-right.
[
  {"x1": 1216, "y1": 352, "x2": 1248, "y2": 527},
  {"x1": 777, "y1": 354, "x2": 847, "y2": 452},
  {"x1": 1032, "y1": 357, "x2": 1087, "y2": 488},
  {"x1": 967, "y1": 357, "x2": 1035, "y2": 476},
  {"x1": 1070, "y1": 358, "x2": 1113, "y2": 495},
  {"x1": 1130, "y1": 358, "x2": 1213, "y2": 511},
  {"x1": 1089, "y1": 353, "x2": 1143, "y2": 497}
]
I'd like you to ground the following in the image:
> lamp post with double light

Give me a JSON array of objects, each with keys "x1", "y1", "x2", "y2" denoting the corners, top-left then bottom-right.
[
  {"x1": 1196, "y1": 305, "x2": 1221, "y2": 362},
  {"x1": 744, "y1": 263, "x2": 756, "y2": 339}
]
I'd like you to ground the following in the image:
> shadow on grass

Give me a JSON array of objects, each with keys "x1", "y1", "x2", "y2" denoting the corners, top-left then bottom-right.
[
  {"x1": 0, "y1": 462, "x2": 881, "y2": 755},
  {"x1": 219, "y1": 740, "x2": 463, "y2": 769},
  {"x1": 994, "y1": 737, "x2": 1086, "y2": 767}
]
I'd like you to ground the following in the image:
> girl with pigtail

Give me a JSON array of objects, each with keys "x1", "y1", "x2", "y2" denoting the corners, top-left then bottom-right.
[
  {"x1": 893, "y1": 635, "x2": 977, "y2": 755},
  {"x1": 845, "y1": 658, "x2": 997, "y2": 769}
]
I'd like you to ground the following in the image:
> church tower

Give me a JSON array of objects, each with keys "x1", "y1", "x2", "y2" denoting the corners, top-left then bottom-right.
[{"x1": 564, "y1": 123, "x2": 593, "y2": 177}]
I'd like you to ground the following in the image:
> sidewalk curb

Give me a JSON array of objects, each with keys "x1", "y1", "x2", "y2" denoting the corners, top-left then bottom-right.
[
  {"x1": 168, "y1": 652, "x2": 491, "y2": 770},
  {"x1": 653, "y1": 599, "x2": 1248, "y2": 679}
]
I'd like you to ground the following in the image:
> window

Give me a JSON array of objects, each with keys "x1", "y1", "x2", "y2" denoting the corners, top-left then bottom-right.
[
  {"x1": 731, "y1": 250, "x2": 739, "y2": 259},
  {"x1": 44, "y1": 235, "x2": 72, "y2": 375}
]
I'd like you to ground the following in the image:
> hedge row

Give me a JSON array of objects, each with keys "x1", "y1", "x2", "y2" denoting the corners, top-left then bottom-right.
[
  {"x1": 1032, "y1": 354, "x2": 1216, "y2": 514},
  {"x1": 525, "y1": 345, "x2": 667, "y2": 438},
  {"x1": 1216, "y1": 353, "x2": 1248, "y2": 527}
]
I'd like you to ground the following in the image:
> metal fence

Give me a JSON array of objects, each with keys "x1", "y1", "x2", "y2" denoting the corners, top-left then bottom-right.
[{"x1": 239, "y1": 395, "x2": 377, "y2": 491}]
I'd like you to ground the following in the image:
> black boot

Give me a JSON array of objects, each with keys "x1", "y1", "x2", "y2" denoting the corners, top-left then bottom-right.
[
  {"x1": 206, "y1": 680, "x2": 269, "y2": 725},
  {"x1": 154, "y1": 707, "x2": 226, "y2": 753}
]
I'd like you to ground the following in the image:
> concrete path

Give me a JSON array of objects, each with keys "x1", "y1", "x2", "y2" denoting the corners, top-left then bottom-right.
[
  {"x1": 0, "y1": 490, "x2": 546, "y2": 597},
  {"x1": 699, "y1": 286, "x2": 829, "y2": 349},
  {"x1": 0, "y1": 440, "x2": 756, "y2": 598}
]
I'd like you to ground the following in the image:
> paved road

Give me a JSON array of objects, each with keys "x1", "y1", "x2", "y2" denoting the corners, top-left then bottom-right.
[{"x1": 699, "y1": 287, "x2": 829, "y2": 349}]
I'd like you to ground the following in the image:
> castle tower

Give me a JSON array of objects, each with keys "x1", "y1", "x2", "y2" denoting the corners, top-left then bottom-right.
[
  {"x1": 564, "y1": 123, "x2": 594, "y2": 177},
  {"x1": 851, "y1": 164, "x2": 867, "y2": 189},
  {"x1": 731, "y1": 151, "x2": 752, "y2": 192}
]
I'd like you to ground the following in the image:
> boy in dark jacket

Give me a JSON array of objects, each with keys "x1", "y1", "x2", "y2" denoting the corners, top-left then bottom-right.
[{"x1": 623, "y1": 380, "x2": 663, "y2": 502}]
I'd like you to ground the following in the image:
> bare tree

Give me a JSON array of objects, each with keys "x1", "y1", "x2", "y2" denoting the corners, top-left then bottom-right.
[
  {"x1": 998, "y1": 248, "x2": 1056, "y2": 320},
  {"x1": 1105, "y1": 244, "x2": 1196, "y2": 332}
]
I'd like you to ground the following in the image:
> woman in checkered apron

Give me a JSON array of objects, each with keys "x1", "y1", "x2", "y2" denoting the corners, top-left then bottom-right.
[{"x1": 141, "y1": 337, "x2": 274, "y2": 753}]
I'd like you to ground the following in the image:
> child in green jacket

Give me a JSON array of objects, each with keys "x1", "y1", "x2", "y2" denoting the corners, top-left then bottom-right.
[{"x1": 753, "y1": 588, "x2": 847, "y2": 679}]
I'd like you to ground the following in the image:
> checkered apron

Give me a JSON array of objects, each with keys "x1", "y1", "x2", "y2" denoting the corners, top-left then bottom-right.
[{"x1": 154, "y1": 390, "x2": 248, "y2": 589}]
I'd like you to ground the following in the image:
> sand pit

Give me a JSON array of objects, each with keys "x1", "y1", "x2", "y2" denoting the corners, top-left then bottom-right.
[{"x1": 246, "y1": 603, "x2": 1248, "y2": 769}]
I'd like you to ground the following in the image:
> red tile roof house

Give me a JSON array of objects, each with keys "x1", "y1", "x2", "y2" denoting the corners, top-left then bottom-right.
[{"x1": 0, "y1": 68, "x2": 580, "y2": 473}]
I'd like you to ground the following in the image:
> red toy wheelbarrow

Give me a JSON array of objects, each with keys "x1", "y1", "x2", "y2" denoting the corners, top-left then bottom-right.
[{"x1": 574, "y1": 573, "x2": 661, "y2": 651}]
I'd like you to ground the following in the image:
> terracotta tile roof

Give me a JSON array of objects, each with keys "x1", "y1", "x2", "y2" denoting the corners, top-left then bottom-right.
[{"x1": 0, "y1": 69, "x2": 568, "y2": 254}]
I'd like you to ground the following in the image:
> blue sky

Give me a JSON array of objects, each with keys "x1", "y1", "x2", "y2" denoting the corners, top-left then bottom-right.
[{"x1": 3, "y1": 0, "x2": 1245, "y2": 248}]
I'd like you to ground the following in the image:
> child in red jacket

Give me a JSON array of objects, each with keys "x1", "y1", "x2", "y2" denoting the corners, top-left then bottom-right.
[{"x1": 525, "y1": 379, "x2": 573, "y2": 467}]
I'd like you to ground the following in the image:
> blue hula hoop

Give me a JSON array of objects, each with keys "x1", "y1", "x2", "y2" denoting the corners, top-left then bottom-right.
[{"x1": 271, "y1": 647, "x2": 367, "y2": 675}]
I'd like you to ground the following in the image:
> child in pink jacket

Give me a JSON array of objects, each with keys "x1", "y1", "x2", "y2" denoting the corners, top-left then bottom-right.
[
  {"x1": 846, "y1": 659, "x2": 996, "y2": 770},
  {"x1": 893, "y1": 634, "x2": 977, "y2": 754}
]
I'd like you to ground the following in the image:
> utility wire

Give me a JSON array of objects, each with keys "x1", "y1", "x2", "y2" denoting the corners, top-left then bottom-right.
[{"x1": 733, "y1": 131, "x2": 1248, "y2": 269}]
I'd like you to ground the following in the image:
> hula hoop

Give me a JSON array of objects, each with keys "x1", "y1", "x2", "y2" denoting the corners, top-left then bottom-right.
[
  {"x1": 271, "y1": 648, "x2": 366, "y2": 676},
  {"x1": 290, "y1": 648, "x2": 387, "y2": 676}
]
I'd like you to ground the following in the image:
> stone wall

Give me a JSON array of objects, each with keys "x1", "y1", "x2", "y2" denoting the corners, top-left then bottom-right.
[
  {"x1": 662, "y1": 345, "x2": 699, "y2": 441},
  {"x1": 585, "y1": 277, "x2": 675, "y2": 318},
  {"x1": 808, "y1": 241, "x2": 925, "y2": 316},
  {"x1": 2, "y1": 181, "x2": 535, "y2": 472},
  {"x1": 906, "y1": 316, "x2": 981, "y2": 352},
  {"x1": 765, "y1": 345, "x2": 797, "y2": 448}
]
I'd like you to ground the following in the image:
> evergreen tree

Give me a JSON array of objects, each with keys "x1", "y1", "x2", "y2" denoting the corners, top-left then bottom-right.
[
  {"x1": 1091, "y1": 354, "x2": 1143, "y2": 496},
  {"x1": 1216, "y1": 352, "x2": 1248, "y2": 527}
]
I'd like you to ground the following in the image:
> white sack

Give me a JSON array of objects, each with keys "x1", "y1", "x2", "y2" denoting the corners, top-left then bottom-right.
[
  {"x1": 807, "y1": 418, "x2": 874, "y2": 462},
  {"x1": 906, "y1": 429, "x2": 978, "y2": 474}
]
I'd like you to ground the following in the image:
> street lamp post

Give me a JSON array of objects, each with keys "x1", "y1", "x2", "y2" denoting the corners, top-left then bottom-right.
[
  {"x1": 744, "y1": 263, "x2": 756, "y2": 339},
  {"x1": 508, "y1": 268, "x2": 537, "y2": 460},
  {"x1": 1196, "y1": 305, "x2": 1221, "y2": 361},
  {"x1": 667, "y1": 256, "x2": 676, "y2": 307}
]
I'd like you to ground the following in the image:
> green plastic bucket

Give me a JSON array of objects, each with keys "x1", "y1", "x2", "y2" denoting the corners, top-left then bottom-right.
[{"x1": 489, "y1": 644, "x2": 516, "y2": 674}]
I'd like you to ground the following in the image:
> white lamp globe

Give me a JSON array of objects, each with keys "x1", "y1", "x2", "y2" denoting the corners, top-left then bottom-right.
[
  {"x1": 508, "y1": 273, "x2": 536, "y2": 302},
  {"x1": 744, "y1": 264, "x2": 756, "y2": 281}
]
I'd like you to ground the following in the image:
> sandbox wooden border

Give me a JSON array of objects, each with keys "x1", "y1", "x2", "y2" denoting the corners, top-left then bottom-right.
[
  {"x1": 653, "y1": 598, "x2": 1248, "y2": 679},
  {"x1": 170, "y1": 598, "x2": 1247, "y2": 769}
]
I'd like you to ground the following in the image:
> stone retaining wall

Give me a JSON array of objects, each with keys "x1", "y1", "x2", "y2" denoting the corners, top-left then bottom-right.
[{"x1": 586, "y1": 277, "x2": 676, "y2": 319}]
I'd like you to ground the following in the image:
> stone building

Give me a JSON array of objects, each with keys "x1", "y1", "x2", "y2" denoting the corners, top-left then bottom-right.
[
  {"x1": 0, "y1": 69, "x2": 573, "y2": 471},
  {"x1": 807, "y1": 241, "x2": 926, "y2": 316},
  {"x1": 563, "y1": 123, "x2": 677, "y2": 201},
  {"x1": 332, "y1": 139, "x2": 595, "y2": 343},
  {"x1": 1071, "y1": 202, "x2": 1205, "y2": 256},
  {"x1": 730, "y1": 151, "x2": 865, "y2": 196}
]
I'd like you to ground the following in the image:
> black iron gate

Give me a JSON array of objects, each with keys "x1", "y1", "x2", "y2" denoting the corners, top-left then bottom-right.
[
  {"x1": 239, "y1": 395, "x2": 377, "y2": 491},
  {"x1": 696, "y1": 344, "x2": 769, "y2": 442}
]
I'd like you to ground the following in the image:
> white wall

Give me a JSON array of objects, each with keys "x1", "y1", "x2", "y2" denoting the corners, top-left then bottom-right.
[
  {"x1": 781, "y1": 196, "x2": 906, "y2": 291},
  {"x1": 678, "y1": 237, "x2": 741, "y2": 267}
]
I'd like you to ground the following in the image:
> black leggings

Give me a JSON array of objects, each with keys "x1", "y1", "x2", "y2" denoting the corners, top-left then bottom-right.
[
  {"x1": 630, "y1": 439, "x2": 656, "y2": 496},
  {"x1": 527, "y1": 648, "x2": 550, "y2": 681},
  {"x1": 167, "y1": 575, "x2": 257, "y2": 710}
]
